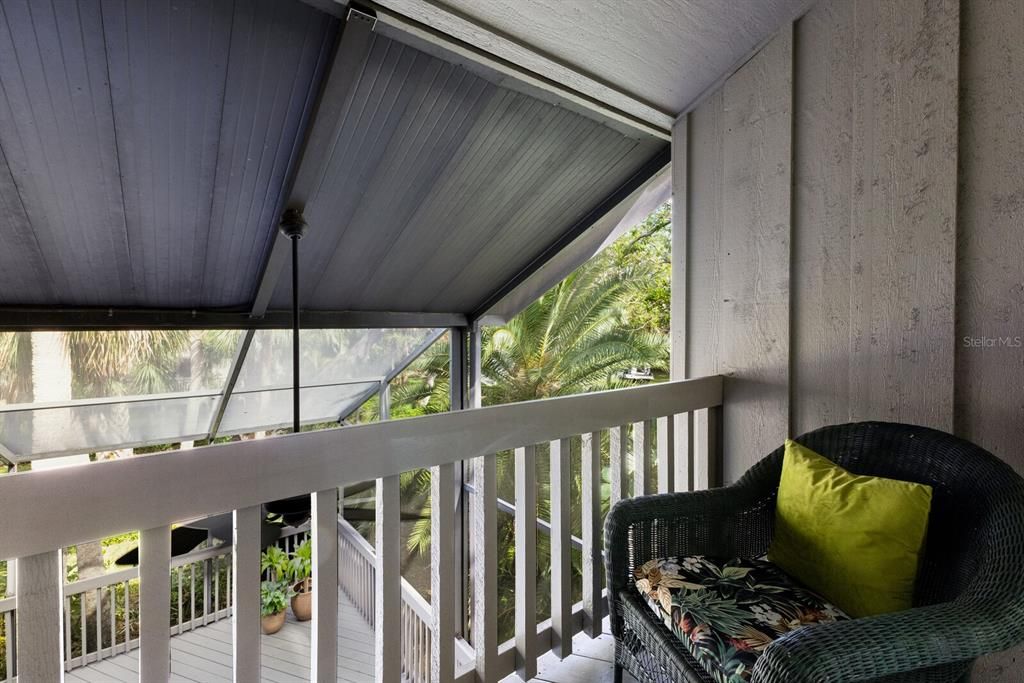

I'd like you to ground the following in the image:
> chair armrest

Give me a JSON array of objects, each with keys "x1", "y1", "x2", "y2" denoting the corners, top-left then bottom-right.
[
  {"x1": 753, "y1": 600, "x2": 1024, "y2": 682},
  {"x1": 604, "y1": 481, "x2": 777, "y2": 637}
]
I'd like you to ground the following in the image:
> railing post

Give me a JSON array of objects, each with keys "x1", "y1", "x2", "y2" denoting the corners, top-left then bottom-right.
[
  {"x1": 139, "y1": 526, "x2": 171, "y2": 682},
  {"x1": 514, "y1": 444, "x2": 538, "y2": 680},
  {"x1": 610, "y1": 424, "x2": 628, "y2": 505},
  {"x1": 549, "y1": 437, "x2": 572, "y2": 659},
  {"x1": 16, "y1": 550, "x2": 62, "y2": 681},
  {"x1": 633, "y1": 419, "x2": 654, "y2": 497},
  {"x1": 312, "y1": 489, "x2": 339, "y2": 682},
  {"x1": 581, "y1": 431, "x2": 602, "y2": 639},
  {"x1": 656, "y1": 416, "x2": 675, "y2": 493},
  {"x1": 232, "y1": 506, "x2": 261, "y2": 683}
]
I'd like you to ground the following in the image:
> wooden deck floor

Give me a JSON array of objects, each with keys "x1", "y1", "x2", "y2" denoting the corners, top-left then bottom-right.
[
  {"x1": 499, "y1": 622, "x2": 639, "y2": 683},
  {"x1": 66, "y1": 591, "x2": 373, "y2": 683},
  {"x1": 68, "y1": 594, "x2": 635, "y2": 683}
]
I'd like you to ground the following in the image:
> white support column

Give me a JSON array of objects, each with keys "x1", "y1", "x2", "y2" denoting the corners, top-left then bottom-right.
[
  {"x1": 549, "y1": 437, "x2": 572, "y2": 659},
  {"x1": 232, "y1": 507, "x2": 261, "y2": 683},
  {"x1": 311, "y1": 489, "x2": 339, "y2": 682},
  {"x1": 430, "y1": 459, "x2": 455, "y2": 683},
  {"x1": 139, "y1": 525, "x2": 171, "y2": 682},
  {"x1": 656, "y1": 416, "x2": 675, "y2": 494},
  {"x1": 16, "y1": 550, "x2": 63, "y2": 682},
  {"x1": 376, "y1": 381, "x2": 401, "y2": 682},
  {"x1": 581, "y1": 431, "x2": 603, "y2": 639},
  {"x1": 633, "y1": 419, "x2": 654, "y2": 497},
  {"x1": 431, "y1": 327, "x2": 462, "y2": 683},
  {"x1": 514, "y1": 445, "x2": 538, "y2": 680},
  {"x1": 609, "y1": 424, "x2": 628, "y2": 505}
]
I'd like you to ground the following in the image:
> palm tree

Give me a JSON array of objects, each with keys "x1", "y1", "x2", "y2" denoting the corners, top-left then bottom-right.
[{"x1": 377, "y1": 243, "x2": 668, "y2": 637}]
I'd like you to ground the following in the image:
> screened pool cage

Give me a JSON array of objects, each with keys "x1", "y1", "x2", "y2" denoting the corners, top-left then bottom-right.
[{"x1": 0, "y1": 328, "x2": 444, "y2": 464}]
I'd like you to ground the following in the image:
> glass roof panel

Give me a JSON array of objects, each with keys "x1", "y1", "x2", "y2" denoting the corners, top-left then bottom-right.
[
  {"x1": 0, "y1": 393, "x2": 219, "y2": 460},
  {"x1": 0, "y1": 328, "x2": 441, "y2": 461},
  {"x1": 218, "y1": 382, "x2": 378, "y2": 436},
  {"x1": 233, "y1": 329, "x2": 441, "y2": 391}
]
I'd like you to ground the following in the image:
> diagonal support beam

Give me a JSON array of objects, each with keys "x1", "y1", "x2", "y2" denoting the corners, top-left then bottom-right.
[{"x1": 249, "y1": 8, "x2": 378, "y2": 318}]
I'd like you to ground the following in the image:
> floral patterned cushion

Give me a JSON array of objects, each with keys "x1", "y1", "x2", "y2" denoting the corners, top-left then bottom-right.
[{"x1": 633, "y1": 556, "x2": 849, "y2": 683}]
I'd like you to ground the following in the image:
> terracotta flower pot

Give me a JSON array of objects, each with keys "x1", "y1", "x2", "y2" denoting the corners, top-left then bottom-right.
[
  {"x1": 261, "y1": 610, "x2": 286, "y2": 635},
  {"x1": 291, "y1": 578, "x2": 312, "y2": 621}
]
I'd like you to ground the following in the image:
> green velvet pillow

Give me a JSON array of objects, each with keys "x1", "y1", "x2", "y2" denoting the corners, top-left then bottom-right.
[{"x1": 767, "y1": 439, "x2": 933, "y2": 618}]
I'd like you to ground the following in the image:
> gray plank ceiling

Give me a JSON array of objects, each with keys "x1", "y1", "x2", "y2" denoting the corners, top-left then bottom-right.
[
  {"x1": 0, "y1": 0, "x2": 666, "y2": 321},
  {"x1": 0, "y1": 0, "x2": 336, "y2": 309}
]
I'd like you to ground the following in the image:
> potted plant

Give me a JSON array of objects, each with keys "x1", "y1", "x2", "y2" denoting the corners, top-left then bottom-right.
[
  {"x1": 288, "y1": 538, "x2": 313, "y2": 621},
  {"x1": 260, "y1": 580, "x2": 288, "y2": 634}
]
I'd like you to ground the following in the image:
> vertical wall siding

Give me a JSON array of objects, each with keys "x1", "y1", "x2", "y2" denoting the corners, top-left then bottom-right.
[
  {"x1": 719, "y1": 28, "x2": 794, "y2": 480},
  {"x1": 954, "y1": 0, "x2": 1024, "y2": 475},
  {"x1": 674, "y1": 0, "x2": 1023, "y2": 677}
]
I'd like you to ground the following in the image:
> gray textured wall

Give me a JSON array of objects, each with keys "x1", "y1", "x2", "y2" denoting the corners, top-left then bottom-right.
[{"x1": 672, "y1": 0, "x2": 1024, "y2": 678}]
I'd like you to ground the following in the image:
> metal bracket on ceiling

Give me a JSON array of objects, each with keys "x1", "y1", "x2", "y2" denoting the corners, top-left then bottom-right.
[{"x1": 347, "y1": 6, "x2": 378, "y2": 31}]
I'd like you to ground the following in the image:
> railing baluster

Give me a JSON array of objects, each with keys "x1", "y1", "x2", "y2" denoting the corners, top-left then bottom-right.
[
  {"x1": 124, "y1": 579, "x2": 132, "y2": 651},
  {"x1": 95, "y1": 587, "x2": 102, "y2": 657},
  {"x1": 376, "y1": 474, "x2": 402, "y2": 682},
  {"x1": 79, "y1": 592, "x2": 86, "y2": 663},
  {"x1": 64, "y1": 595, "x2": 72, "y2": 671},
  {"x1": 582, "y1": 431, "x2": 603, "y2": 639},
  {"x1": 633, "y1": 419, "x2": 654, "y2": 496},
  {"x1": 430, "y1": 460, "x2": 455, "y2": 683},
  {"x1": 610, "y1": 424, "x2": 628, "y2": 504},
  {"x1": 675, "y1": 413, "x2": 694, "y2": 492},
  {"x1": 550, "y1": 437, "x2": 572, "y2": 659},
  {"x1": 5, "y1": 610, "x2": 15, "y2": 680},
  {"x1": 139, "y1": 525, "x2": 171, "y2": 681},
  {"x1": 176, "y1": 566, "x2": 183, "y2": 634},
  {"x1": 312, "y1": 488, "x2": 339, "y2": 683},
  {"x1": 189, "y1": 562, "x2": 195, "y2": 631},
  {"x1": 656, "y1": 415, "x2": 675, "y2": 493},
  {"x1": 232, "y1": 506, "x2": 261, "y2": 682},
  {"x1": 514, "y1": 444, "x2": 538, "y2": 680},
  {"x1": 695, "y1": 406, "x2": 722, "y2": 489},
  {"x1": 472, "y1": 453, "x2": 498, "y2": 682},
  {"x1": 109, "y1": 584, "x2": 116, "y2": 653}
]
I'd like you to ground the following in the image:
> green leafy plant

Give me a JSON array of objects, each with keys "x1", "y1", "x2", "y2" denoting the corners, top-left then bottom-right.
[
  {"x1": 260, "y1": 579, "x2": 288, "y2": 617},
  {"x1": 261, "y1": 546, "x2": 289, "y2": 582},
  {"x1": 288, "y1": 538, "x2": 312, "y2": 588}
]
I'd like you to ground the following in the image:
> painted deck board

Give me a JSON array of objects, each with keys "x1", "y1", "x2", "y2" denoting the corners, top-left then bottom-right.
[{"x1": 75, "y1": 590, "x2": 373, "y2": 683}]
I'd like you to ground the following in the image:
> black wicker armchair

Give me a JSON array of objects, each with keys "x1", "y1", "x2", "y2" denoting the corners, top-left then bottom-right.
[{"x1": 604, "y1": 422, "x2": 1024, "y2": 683}]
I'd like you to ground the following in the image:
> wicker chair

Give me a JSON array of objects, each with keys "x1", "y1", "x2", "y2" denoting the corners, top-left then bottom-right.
[{"x1": 604, "y1": 422, "x2": 1024, "y2": 683}]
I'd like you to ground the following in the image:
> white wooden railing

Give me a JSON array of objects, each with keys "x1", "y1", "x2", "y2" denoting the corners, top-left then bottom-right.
[
  {"x1": 0, "y1": 528, "x2": 311, "y2": 680},
  {"x1": 337, "y1": 518, "x2": 434, "y2": 683},
  {"x1": 0, "y1": 375, "x2": 723, "y2": 682}
]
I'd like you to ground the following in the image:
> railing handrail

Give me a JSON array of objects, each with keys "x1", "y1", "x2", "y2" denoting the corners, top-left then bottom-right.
[
  {"x1": 0, "y1": 375, "x2": 723, "y2": 561},
  {"x1": 337, "y1": 516, "x2": 432, "y2": 623},
  {"x1": 60, "y1": 525, "x2": 306, "y2": 597}
]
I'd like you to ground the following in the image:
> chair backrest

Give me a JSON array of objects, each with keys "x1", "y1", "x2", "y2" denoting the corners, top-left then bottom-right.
[{"x1": 758, "y1": 422, "x2": 1024, "y2": 608}]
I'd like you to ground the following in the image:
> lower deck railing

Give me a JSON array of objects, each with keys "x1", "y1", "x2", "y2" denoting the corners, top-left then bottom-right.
[{"x1": 0, "y1": 375, "x2": 723, "y2": 682}]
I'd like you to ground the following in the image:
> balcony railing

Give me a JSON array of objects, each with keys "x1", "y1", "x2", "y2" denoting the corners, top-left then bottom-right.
[{"x1": 0, "y1": 375, "x2": 723, "y2": 682}]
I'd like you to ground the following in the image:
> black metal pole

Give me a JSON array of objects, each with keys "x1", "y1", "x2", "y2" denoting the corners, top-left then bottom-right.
[
  {"x1": 278, "y1": 208, "x2": 307, "y2": 435},
  {"x1": 291, "y1": 234, "x2": 300, "y2": 434}
]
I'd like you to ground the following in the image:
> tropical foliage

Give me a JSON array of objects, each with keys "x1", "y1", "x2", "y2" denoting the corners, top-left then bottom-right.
[{"x1": 347, "y1": 205, "x2": 673, "y2": 639}]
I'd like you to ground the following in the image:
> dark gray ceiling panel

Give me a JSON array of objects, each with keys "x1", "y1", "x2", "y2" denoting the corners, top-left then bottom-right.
[
  {"x1": 0, "y1": 0, "x2": 335, "y2": 309},
  {"x1": 0, "y1": 0, "x2": 132, "y2": 305},
  {"x1": 267, "y1": 30, "x2": 666, "y2": 315}
]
